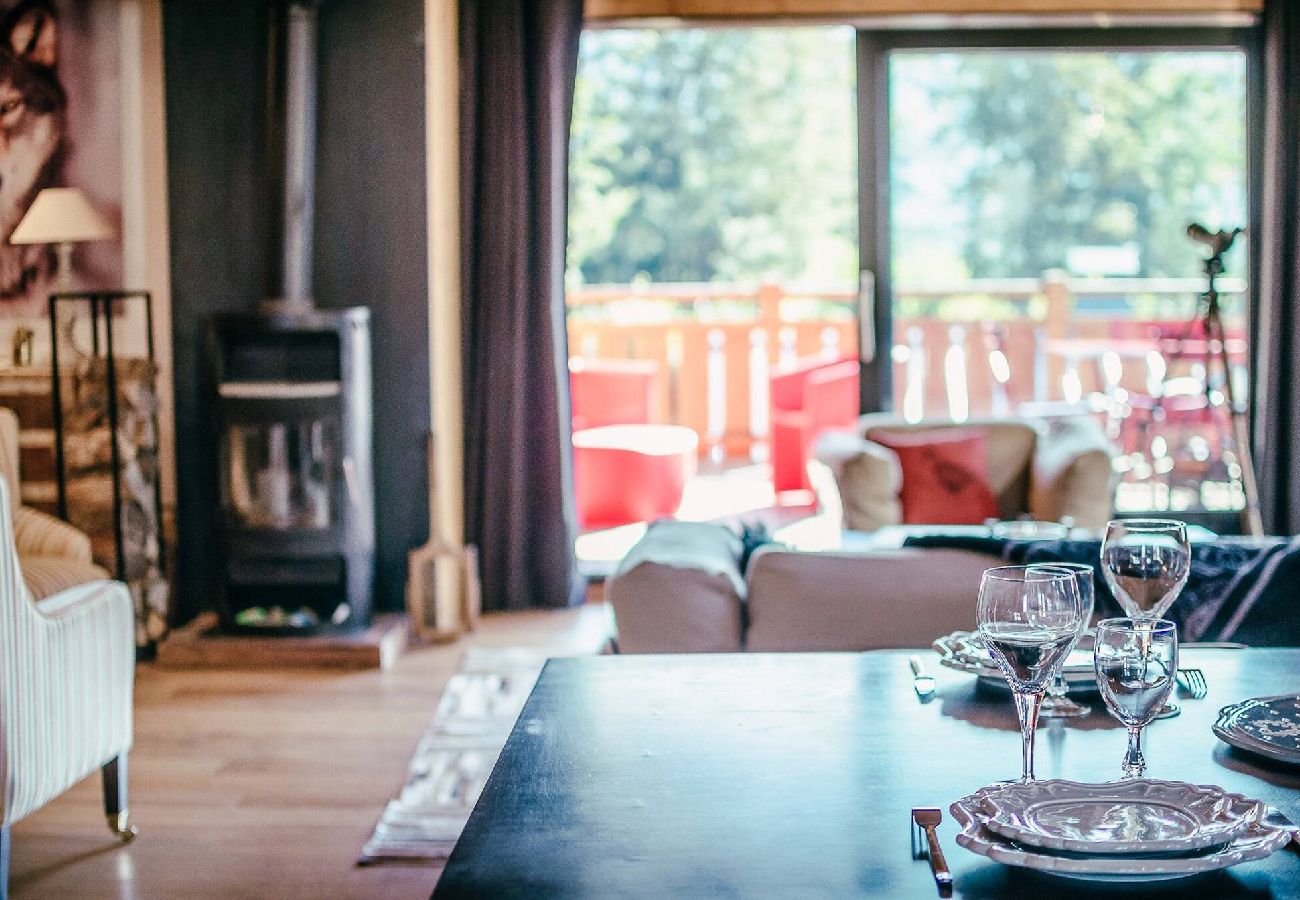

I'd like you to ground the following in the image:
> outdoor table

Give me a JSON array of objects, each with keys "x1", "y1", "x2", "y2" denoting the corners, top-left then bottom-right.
[{"x1": 433, "y1": 648, "x2": 1300, "y2": 898}]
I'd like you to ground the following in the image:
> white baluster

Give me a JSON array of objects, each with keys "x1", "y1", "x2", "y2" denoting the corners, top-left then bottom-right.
[
  {"x1": 820, "y1": 326, "x2": 839, "y2": 359},
  {"x1": 904, "y1": 327, "x2": 926, "y2": 424},
  {"x1": 779, "y1": 326, "x2": 798, "y2": 368},
  {"x1": 945, "y1": 325, "x2": 969, "y2": 424}
]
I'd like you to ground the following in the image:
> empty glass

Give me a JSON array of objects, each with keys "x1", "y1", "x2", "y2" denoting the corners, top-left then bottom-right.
[
  {"x1": 1094, "y1": 617, "x2": 1178, "y2": 779},
  {"x1": 1100, "y1": 519, "x2": 1191, "y2": 621},
  {"x1": 1035, "y1": 563, "x2": 1096, "y2": 720},
  {"x1": 978, "y1": 565, "x2": 1086, "y2": 782}
]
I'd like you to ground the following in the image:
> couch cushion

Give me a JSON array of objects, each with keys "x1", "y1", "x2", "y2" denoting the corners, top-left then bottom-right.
[
  {"x1": 871, "y1": 429, "x2": 1000, "y2": 525},
  {"x1": 607, "y1": 521, "x2": 744, "y2": 653},
  {"x1": 811, "y1": 431, "x2": 902, "y2": 532},
  {"x1": 864, "y1": 418, "x2": 1037, "y2": 518},
  {"x1": 22, "y1": 555, "x2": 112, "y2": 602},
  {"x1": 745, "y1": 547, "x2": 995, "y2": 651},
  {"x1": 1030, "y1": 416, "x2": 1116, "y2": 529}
]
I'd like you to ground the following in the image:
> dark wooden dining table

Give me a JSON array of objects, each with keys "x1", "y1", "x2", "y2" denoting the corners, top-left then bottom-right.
[{"x1": 432, "y1": 647, "x2": 1300, "y2": 899}]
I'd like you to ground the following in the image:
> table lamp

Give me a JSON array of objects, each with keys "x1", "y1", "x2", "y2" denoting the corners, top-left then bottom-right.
[{"x1": 9, "y1": 187, "x2": 114, "y2": 290}]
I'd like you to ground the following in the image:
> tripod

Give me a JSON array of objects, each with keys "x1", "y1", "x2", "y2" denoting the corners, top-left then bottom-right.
[{"x1": 1166, "y1": 226, "x2": 1263, "y2": 536}]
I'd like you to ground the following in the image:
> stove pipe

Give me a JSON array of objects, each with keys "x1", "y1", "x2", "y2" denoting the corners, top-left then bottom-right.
[{"x1": 264, "y1": 1, "x2": 319, "y2": 314}]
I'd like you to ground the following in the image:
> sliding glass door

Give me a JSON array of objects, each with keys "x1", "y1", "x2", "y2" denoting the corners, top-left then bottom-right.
[{"x1": 859, "y1": 29, "x2": 1255, "y2": 517}]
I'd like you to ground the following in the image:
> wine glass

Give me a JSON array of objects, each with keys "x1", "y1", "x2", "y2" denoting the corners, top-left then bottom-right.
[
  {"x1": 1100, "y1": 519, "x2": 1190, "y2": 621},
  {"x1": 1035, "y1": 563, "x2": 1095, "y2": 720},
  {"x1": 977, "y1": 565, "x2": 1085, "y2": 782},
  {"x1": 1100, "y1": 519, "x2": 1189, "y2": 717},
  {"x1": 1093, "y1": 617, "x2": 1178, "y2": 779}
]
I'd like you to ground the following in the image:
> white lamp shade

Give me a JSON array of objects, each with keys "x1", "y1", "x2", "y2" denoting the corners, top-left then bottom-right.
[{"x1": 10, "y1": 187, "x2": 114, "y2": 245}]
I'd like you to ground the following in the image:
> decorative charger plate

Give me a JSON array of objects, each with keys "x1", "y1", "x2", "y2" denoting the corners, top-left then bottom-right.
[
  {"x1": 951, "y1": 788, "x2": 1290, "y2": 883},
  {"x1": 977, "y1": 779, "x2": 1263, "y2": 855},
  {"x1": 932, "y1": 630, "x2": 1098, "y2": 693},
  {"x1": 1214, "y1": 694, "x2": 1300, "y2": 765}
]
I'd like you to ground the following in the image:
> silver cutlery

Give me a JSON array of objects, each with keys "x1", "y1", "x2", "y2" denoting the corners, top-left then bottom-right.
[
  {"x1": 911, "y1": 807, "x2": 953, "y2": 897},
  {"x1": 1177, "y1": 667, "x2": 1208, "y2": 699},
  {"x1": 910, "y1": 655, "x2": 937, "y2": 703}
]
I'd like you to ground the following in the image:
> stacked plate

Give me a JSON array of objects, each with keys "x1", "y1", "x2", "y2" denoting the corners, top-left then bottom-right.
[
  {"x1": 932, "y1": 630, "x2": 1099, "y2": 695},
  {"x1": 951, "y1": 779, "x2": 1291, "y2": 883},
  {"x1": 1214, "y1": 694, "x2": 1300, "y2": 765}
]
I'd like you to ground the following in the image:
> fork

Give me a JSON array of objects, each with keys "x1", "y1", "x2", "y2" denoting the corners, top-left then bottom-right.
[
  {"x1": 1177, "y1": 667, "x2": 1208, "y2": 699},
  {"x1": 911, "y1": 807, "x2": 953, "y2": 897}
]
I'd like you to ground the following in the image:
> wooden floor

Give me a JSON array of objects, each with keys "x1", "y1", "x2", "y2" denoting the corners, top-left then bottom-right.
[{"x1": 9, "y1": 603, "x2": 612, "y2": 899}]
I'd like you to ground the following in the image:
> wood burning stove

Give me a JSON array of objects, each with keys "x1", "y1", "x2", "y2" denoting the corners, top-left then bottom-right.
[{"x1": 211, "y1": 309, "x2": 374, "y2": 634}]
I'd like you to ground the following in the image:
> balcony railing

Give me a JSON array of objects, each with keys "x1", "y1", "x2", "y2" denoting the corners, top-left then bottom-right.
[{"x1": 566, "y1": 273, "x2": 1247, "y2": 463}]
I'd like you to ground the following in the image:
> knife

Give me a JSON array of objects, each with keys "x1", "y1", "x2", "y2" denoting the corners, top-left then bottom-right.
[{"x1": 910, "y1": 655, "x2": 937, "y2": 702}]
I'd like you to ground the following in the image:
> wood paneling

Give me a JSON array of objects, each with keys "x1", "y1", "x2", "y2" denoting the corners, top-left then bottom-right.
[{"x1": 585, "y1": 0, "x2": 1262, "y2": 22}]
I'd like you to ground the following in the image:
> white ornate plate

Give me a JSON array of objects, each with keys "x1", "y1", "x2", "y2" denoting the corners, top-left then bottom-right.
[
  {"x1": 1214, "y1": 695, "x2": 1300, "y2": 766},
  {"x1": 932, "y1": 630, "x2": 1098, "y2": 693},
  {"x1": 951, "y1": 789, "x2": 1290, "y2": 883},
  {"x1": 977, "y1": 779, "x2": 1263, "y2": 855}
]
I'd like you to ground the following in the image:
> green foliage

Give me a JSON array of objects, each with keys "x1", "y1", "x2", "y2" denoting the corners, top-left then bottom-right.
[
  {"x1": 568, "y1": 28, "x2": 858, "y2": 287},
  {"x1": 569, "y1": 34, "x2": 1248, "y2": 289},
  {"x1": 893, "y1": 51, "x2": 1247, "y2": 281}
]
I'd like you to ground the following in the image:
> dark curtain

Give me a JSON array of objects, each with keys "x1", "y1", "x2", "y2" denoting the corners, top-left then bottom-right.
[
  {"x1": 1254, "y1": 0, "x2": 1300, "y2": 535},
  {"x1": 459, "y1": 0, "x2": 584, "y2": 610}
]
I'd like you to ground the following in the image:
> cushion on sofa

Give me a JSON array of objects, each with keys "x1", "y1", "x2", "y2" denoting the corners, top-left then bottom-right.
[
  {"x1": 865, "y1": 419, "x2": 1036, "y2": 519},
  {"x1": 607, "y1": 521, "x2": 745, "y2": 653},
  {"x1": 810, "y1": 430, "x2": 902, "y2": 532},
  {"x1": 871, "y1": 429, "x2": 1000, "y2": 525},
  {"x1": 1029, "y1": 417, "x2": 1117, "y2": 529}
]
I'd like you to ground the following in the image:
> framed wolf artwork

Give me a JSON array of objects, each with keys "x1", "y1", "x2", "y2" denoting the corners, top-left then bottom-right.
[{"x1": 0, "y1": 1, "x2": 126, "y2": 320}]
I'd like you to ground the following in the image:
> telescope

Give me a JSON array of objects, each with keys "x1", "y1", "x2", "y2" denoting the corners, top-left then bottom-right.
[{"x1": 1186, "y1": 223, "x2": 1242, "y2": 260}]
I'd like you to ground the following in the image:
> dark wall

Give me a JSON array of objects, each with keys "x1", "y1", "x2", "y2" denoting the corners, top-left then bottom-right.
[
  {"x1": 164, "y1": 0, "x2": 429, "y2": 621},
  {"x1": 315, "y1": 0, "x2": 430, "y2": 613},
  {"x1": 164, "y1": 2, "x2": 271, "y2": 624}
]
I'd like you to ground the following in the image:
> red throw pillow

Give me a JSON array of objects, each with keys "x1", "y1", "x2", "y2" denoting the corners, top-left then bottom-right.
[{"x1": 872, "y1": 429, "x2": 1001, "y2": 525}]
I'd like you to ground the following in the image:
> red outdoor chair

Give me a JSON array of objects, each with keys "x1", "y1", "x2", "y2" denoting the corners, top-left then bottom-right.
[
  {"x1": 569, "y1": 358, "x2": 698, "y2": 529},
  {"x1": 569, "y1": 357, "x2": 658, "y2": 429},
  {"x1": 770, "y1": 356, "x2": 860, "y2": 495}
]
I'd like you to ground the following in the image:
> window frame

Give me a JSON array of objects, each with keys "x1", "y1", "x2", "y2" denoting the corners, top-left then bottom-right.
[{"x1": 855, "y1": 25, "x2": 1263, "y2": 413}]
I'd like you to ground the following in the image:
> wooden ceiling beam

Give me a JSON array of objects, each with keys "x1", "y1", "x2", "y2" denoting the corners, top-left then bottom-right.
[{"x1": 584, "y1": 0, "x2": 1262, "y2": 23}]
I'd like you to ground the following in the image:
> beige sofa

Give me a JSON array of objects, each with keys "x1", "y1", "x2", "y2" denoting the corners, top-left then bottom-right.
[
  {"x1": 608, "y1": 521, "x2": 999, "y2": 653},
  {"x1": 813, "y1": 414, "x2": 1116, "y2": 533}
]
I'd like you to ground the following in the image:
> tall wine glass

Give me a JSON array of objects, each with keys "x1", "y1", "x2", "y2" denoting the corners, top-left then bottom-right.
[
  {"x1": 1100, "y1": 519, "x2": 1190, "y2": 621},
  {"x1": 1094, "y1": 617, "x2": 1178, "y2": 779},
  {"x1": 1036, "y1": 563, "x2": 1095, "y2": 720},
  {"x1": 978, "y1": 565, "x2": 1085, "y2": 782}
]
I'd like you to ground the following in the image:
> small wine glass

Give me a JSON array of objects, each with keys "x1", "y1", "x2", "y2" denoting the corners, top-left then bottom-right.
[
  {"x1": 1035, "y1": 563, "x2": 1095, "y2": 720},
  {"x1": 1093, "y1": 617, "x2": 1178, "y2": 779},
  {"x1": 978, "y1": 565, "x2": 1085, "y2": 782},
  {"x1": 1100, "y1": 519, "x2": 1189, "y2": 717}
]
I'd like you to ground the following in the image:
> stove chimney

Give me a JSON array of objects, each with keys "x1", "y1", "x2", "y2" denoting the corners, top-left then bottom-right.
[{"x1": 263, "y1": 1, "x2": 319, "y2": 314}]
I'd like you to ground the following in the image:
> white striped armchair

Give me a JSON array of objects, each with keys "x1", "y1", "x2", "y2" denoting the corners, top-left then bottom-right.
[{"x1": 0, "y1": 469, "x2": 137, "y2": 899}]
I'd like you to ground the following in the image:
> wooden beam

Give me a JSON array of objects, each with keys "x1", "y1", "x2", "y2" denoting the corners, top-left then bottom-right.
[{"x1": 585, "y1": 0, "x2": 1262, "y2": 23}]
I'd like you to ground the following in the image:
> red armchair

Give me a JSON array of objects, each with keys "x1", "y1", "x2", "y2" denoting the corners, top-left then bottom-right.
[
  {"x1": 770, "y1": 357, "x2": 860, "y2": 495},
  {"x1": 569, "y1": 357, "x2": 657, "y2": 429}
]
